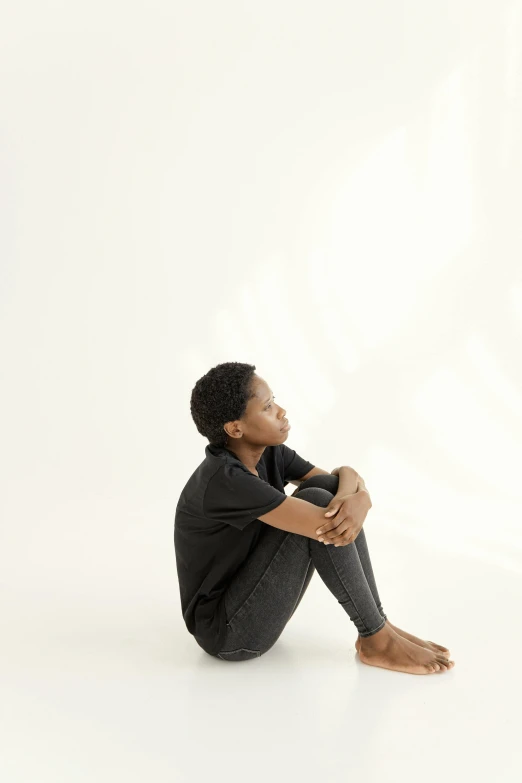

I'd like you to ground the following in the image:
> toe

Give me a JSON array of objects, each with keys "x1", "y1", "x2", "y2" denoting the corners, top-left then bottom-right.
[{"x1": 428, "y1": 640, "x2": 450, "y2": 654}]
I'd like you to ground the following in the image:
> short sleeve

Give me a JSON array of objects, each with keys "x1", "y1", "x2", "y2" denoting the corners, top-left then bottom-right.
[
  {"x1": 280, "y1": 444, "x2": 315, "y2": 484},
  {"x1": 203, "y1": 464, "x2": 287, "y2": 530}
]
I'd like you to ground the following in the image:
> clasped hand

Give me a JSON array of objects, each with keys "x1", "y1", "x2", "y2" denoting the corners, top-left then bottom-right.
[{"x1": 315, "y1": 480, "x2": 372, "y2": 547}]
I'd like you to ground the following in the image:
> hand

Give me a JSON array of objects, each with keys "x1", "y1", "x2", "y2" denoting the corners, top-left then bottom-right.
[
  {"x1": 355, "y1": 474, "x2": 370, "y2": 501},
  {"x1": 315, "y1": 488, "x2": 372, "y2": 547}
]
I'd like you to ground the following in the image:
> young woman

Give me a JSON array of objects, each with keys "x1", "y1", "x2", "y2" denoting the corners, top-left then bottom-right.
[{"x1": 174, "y1": 361, "x2": 455, "y2": 674}]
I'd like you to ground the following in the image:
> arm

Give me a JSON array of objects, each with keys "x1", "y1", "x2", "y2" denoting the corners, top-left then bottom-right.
[
  {"x1": 332, "y1": 466, "x2": 371, "y2": 508},
  {"x1": 260, "y1": 474, "x2": 371, "y2": 541},
  {"x1": 332, "y1": 465, "x2": 360, "y2": 495},
  {"x1": 267, "y1": 467, "x2": 370, "y2": 541},
  {"x1": 258, "y1": 495, "x2": 336, "y2": 540},
  {"x1": 289, "y1": 464, "x2": 369, "y2": 499}
]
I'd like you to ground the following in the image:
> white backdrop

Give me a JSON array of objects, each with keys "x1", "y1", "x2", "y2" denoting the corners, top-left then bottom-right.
[{"x1": 1, "y1": 2, "x2": 522, "y2": 781}]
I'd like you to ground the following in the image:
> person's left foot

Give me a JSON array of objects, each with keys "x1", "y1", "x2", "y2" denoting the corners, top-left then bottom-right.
[{"x1": 355, "y1": 620, "x2": 451, "y2": 659}]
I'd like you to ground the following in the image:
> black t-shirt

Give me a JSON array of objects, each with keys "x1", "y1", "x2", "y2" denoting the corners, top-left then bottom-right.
[{"x1": 174, "y1": 443, "x2": 314, "y2": 655}]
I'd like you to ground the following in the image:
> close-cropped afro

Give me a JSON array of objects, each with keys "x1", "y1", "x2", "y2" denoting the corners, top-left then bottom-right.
[{"x1": 190, "y1": 361, "x2": 257, "y2": 448}]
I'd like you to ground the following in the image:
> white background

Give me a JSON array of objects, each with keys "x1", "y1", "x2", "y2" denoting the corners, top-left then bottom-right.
[{"x1": 1, "y1": 2, "x2": 521, "y2": 781}]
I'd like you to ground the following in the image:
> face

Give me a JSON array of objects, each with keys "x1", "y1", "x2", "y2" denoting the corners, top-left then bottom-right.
[{"x1": 226, "y1": 375, "x2": 291, "y2": 445}]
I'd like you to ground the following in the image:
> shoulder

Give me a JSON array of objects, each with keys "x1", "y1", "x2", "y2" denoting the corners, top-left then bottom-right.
[{"x1": 206, "y1": 460, "x2": 253, "y2": 491}]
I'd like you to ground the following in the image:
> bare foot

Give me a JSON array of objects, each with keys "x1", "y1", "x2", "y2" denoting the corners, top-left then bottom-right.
[
  {"x1": 356, "y1": 624, "x2": 455, "y2": 675},
  {"x1": 355, "y1": 620, "x2": 451, "y2": 659}
]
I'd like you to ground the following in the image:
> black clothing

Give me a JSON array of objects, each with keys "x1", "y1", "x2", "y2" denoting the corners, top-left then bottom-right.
[{"x1": 174, "y1": 443, "x2": 315, "y2": 655}]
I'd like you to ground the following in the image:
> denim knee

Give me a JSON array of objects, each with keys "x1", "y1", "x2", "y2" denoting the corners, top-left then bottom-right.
[
  {"x1": 298, "y1": 474, "x2": 339, "y2": 495},
  {"x1": 294, "y1": 486, "x2": 333, "y2": 509}
]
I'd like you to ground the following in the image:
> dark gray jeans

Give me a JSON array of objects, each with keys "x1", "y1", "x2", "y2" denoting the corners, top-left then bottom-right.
[{"x1": 214, "y1": 474, "x2": 387, "y2": 661}]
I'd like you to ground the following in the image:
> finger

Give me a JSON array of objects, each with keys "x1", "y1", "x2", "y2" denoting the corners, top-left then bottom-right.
[
  {"x1": 330, "y1": 530, "x2": 354, "y2": 545},
  {"x1": 323, "y1": 520, "x2": 347, "y2": 540},
  {"x1": 323, "y1": 519, "x2": 349, "y2": 541},
  {"x1": 315, "y1": 518, "x2": 341, "y2": 537},
  {"x1": 323, "y1": 509, "x2": 339, "y2": 521},
  {"x1": 325, "y1": 527, "x2": 350, "y2": 542},
  {"x1": 336, "y1": 527, "x2": 360, "y2": 546},
  {"x1": 333, "y1": 537, "x2": 352, "y2": 547}
]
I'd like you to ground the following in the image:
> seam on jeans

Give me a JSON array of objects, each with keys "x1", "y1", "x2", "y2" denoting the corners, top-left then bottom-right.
[
  {"x1": 226, "y1": 532, "x2": 293, "y2": 628},
  {"x1": 289, "y1": 558, "x2": 314, "y2": 619},
  {"x1": 286, "y1": 530, "x2": 311, "y2": 557},
  {"x1": 326, "y1": 544, "x2": 372, "y2": 635}
]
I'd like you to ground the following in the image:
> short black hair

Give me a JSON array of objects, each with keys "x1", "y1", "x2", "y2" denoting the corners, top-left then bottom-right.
[{"x1": 190, "y1": 361, "x2": 257, "y2": 447}]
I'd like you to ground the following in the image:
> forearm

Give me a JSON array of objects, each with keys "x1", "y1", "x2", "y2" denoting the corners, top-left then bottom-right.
[{"x1": 334, "y1": 466, "x2": 360, "y2": 496}]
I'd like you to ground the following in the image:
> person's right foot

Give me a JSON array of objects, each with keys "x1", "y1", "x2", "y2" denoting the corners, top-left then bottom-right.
[{"x1": 357, "y1": 624, "x2": 455, "y2": 675}]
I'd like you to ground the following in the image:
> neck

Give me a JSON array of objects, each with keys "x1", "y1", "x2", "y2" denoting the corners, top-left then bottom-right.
[{"x1": 225, "y1": 441, "x2": 266, "y2": 471}]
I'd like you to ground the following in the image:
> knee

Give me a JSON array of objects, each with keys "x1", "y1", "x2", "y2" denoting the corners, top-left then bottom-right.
[
  {"x1": 298, "y1": 473, "x2": 339, "y2": 495},
  {"x1": 294, "y1": 485, "x2": 333, "y2": 508}
]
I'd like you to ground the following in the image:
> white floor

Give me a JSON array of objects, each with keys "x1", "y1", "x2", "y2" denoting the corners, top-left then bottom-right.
[{"x1": 2, "y1": 526, "x2": 521, "y2": 783}]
